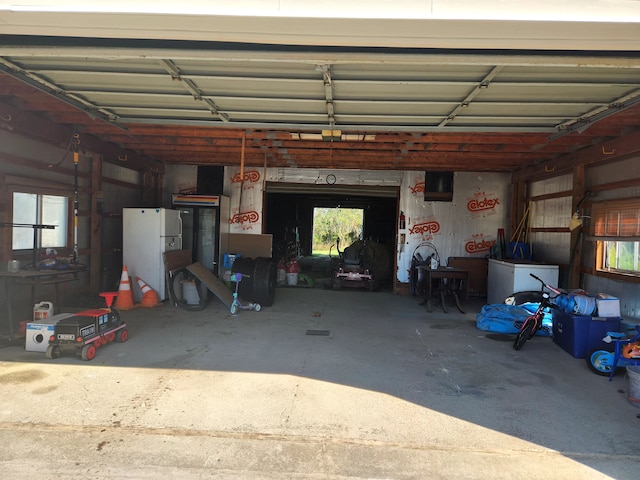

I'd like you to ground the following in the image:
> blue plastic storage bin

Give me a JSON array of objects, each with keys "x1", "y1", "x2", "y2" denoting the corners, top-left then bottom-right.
[{"x1": 552, "y1": 310, "x2": 621, "y2": 359}]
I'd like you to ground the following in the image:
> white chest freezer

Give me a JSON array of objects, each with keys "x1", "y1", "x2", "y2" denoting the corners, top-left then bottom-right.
[{"x1": 487, "y1": 259, "x2": 559, "y2": 305}]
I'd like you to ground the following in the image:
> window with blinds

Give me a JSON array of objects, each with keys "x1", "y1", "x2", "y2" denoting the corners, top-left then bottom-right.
[
  {"x1": 591, "y1": 198, "x2": 640, "y2": 275},
  {"x1": 591, "y1": 198, "x2": 640, "y2": 238}
]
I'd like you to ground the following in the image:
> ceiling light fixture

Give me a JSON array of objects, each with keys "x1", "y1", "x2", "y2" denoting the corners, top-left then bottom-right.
[
  {"x1": 290, "y1": 132, "x2": 375, "y2": 142},
  {"x1": 321, "y1": 129, "x2": 342, "y2": 141}
]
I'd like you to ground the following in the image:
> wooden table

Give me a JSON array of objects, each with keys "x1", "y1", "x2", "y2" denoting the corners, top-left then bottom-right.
[
  {"x1": 0, "y1": 267, "x2": 86, "y2": 340},
  {"x1": 416, "y1": 266, "x2": 469, "y2": 313}
]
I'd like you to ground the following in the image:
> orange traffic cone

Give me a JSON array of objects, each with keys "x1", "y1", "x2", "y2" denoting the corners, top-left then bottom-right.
[
  {"x1": 114, "y1": 265, "x2": 135, "y2": 310},
  {"x1": 136, "y1": 276, "x2": 160, "y2": 308}
]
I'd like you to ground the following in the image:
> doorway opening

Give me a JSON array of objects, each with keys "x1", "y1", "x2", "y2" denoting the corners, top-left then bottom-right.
[{"x1": 312, "y1": 207, "x2": 364, "y2": 255}]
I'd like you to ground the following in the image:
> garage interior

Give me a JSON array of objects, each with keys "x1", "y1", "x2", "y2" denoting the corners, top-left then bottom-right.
[{"x1": 1, "y1": 2, "x2": 640, "y2": 478}]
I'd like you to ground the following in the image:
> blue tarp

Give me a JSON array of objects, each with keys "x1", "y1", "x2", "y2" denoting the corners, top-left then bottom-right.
[{"x1": 476, "y1": 303, "x2": 553, "y2": 336}]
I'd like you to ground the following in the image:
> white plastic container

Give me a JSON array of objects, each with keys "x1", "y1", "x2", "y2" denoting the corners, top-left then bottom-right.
[
  {"x1": 286, "y1": 272, "x2": 299, "y2": 286},
  {"x1": 181, "y1": 280, "x2": 200, "y2": 305},
  {"x1": 625, "y1": 365, "x2": 640, "y2": 409},
  {"x1": 33, "y1": 302, "x2": 54, "y2": 321}
]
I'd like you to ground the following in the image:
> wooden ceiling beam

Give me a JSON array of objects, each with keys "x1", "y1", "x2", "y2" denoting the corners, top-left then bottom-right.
[
  {"x1": 0, "y1": 100, "x2": 163, "y2": 172},
  {"x1": 514, "y1": 127, "x2": 640, "y2": 181}
]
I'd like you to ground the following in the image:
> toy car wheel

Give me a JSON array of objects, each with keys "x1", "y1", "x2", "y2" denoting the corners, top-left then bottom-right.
[
  {"x1": 45, "y1": 345, "x2": 60, "y2": 359},
  {"x1": 230, "y1": 304, "x2": 239, "y2": 315},
  {"x1": 586, "y1": 349, "x2": 616, "y2": 376},
  {"x1": 116, "y1": 329, "x2": 129, "y2": 343},
  {"x1": 254, "y1": 304, "x2": 262, "y2": 312},
  {"x1": 81, "y1": 344, "x2": 97, "y2": 361}
]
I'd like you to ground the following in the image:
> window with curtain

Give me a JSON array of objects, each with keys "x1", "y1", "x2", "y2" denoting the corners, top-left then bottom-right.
[{"x1": 591, "y1": 198, "x2": 640, "y2": 275}]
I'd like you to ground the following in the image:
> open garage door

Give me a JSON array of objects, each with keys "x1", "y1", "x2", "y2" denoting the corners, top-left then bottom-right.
[{"x1": 264, "y1": 181, "x2": 399, "y2": 290}]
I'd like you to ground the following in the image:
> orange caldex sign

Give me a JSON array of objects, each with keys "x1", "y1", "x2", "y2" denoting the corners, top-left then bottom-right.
[
  {"x1": 409, "y1": 221, "x2": 440, "y2": 235},
  {"x1": 230, "y1": 210, "x2": 260, "y2": 225},
  {"x1": 231, "y1": 169, "x2": 261, "y2": 184},
  {"x1": 465, "y1": 234, "x2": 496, "y2": 254},
  {"x1": 467, "y1": 192, "x2": 500, "y2": 213}
]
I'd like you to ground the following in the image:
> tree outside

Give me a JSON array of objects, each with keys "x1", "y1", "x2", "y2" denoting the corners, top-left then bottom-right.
[{"x1": 312, "y1": 207, "x2": 363, "y2": 254}]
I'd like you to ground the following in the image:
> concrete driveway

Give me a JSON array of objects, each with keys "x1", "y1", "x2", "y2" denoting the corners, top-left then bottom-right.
[{"x1": 0, "y1": 287, "x2": 638, "y2": 479}]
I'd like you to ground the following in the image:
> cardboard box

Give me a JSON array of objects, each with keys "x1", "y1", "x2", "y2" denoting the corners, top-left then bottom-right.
[
  {"x1": 552, "y1": 310, "x2": 621, "y2": 359},
  {"x1": 25, "y1": 313, "x2": 74, "y2": 352},
  {"x1": 596, "y1": 294, "x2": 621, "y2": 317}
]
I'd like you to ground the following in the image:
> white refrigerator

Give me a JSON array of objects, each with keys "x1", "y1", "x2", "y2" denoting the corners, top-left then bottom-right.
[{"x1": 123, "y1": 208, "x2": 182, "y2": 301}]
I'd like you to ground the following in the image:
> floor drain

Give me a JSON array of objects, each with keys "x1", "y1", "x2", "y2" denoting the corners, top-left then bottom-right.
[{"x1": 306, "y1": 329, "x2": 330, "y2": 336}]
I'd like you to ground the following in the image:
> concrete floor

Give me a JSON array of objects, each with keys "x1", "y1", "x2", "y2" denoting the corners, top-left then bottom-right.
[{"x1": 0, "y1": 286, "x2": 639, "y2": 479}]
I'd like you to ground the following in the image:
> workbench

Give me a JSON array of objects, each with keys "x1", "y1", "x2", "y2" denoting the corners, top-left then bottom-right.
[
  {"x1": 0, "y1": 266, "x2": 86, "y2": 341},
  {"x1": 416, "y1": 265, "x2": 469, "y2": 313}
]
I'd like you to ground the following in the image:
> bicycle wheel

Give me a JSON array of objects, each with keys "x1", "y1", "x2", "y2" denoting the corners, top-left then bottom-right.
[{"x1": 513, "y1": 317, "x2": 535, "y2": 350}]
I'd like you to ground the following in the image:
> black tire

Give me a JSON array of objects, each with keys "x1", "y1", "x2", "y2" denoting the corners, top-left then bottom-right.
[
  {"x1": 230, "y1": 257, "x2": 276, "y2": 306},
  {"x1": 505, "y1": 291, "x2": 544, "y2": 306},
  {"x1": 586, "y1": 349, "x2": 617, "y2": 376},
  {"x1": 116, "y1": 329, "x2": 129, "y2": 343},
  {"x1": 45, "y1": 345, "x2": 60, "y2": 359},
  {"x1": 169, "y1": 267, "x2": 208, "y2": 311},
  {"x1": 81, "y1": 344, "x2": 97, "y2": 361},
  {"x1": 513, "y1": 318, "x2": 535, "y2": 350},
  {"x1": 252, "y1": 258, "x2": 276, "y2": 307}
]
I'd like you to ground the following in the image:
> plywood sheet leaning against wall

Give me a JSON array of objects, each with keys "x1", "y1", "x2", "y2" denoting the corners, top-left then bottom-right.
[{"x1": 186, "y1": 262, "x2": 234, "y2": 308}]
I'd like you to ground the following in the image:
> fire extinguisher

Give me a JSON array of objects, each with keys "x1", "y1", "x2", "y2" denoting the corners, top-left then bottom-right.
[{"x1": 399, "y1": 211, "x2": 406, "y2": 230}]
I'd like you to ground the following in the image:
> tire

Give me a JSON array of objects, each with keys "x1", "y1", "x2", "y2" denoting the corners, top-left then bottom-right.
[
  {"x1": 513, "y1": 318, "x2": 535, "y2": 350},
  {"x1": 81, "y1": 344, "x2": 97, "y2": 361},
  {"x1": 45, "y1": 345, "x2": 60, "y2": 359},
  {"x1": 254, "y1": 304, "x2": 262, "y2": 312},
  {"x1": 230, "y1": 303, "x2": 238, "y2": 315},
  {"x1": 505, "y1": 291, "x2": 544, "y2": 306},
  {"x1": 586, "y1": 349, "x2": 616, "y2": 376},
  {"x1": 169, "y1": 267, "x2": 208, "y2": 311},
  {"x1": 252, "y1": 258, "x2": 276, "y2": 307},
  {"x1": 116, "y1": 329, "x2": 129, "y2": 343}
]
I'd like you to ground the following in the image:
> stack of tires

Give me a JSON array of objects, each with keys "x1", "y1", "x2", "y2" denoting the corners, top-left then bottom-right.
[{"x1": 231, "y1": 257, "x2": 277, "y2": 307}]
